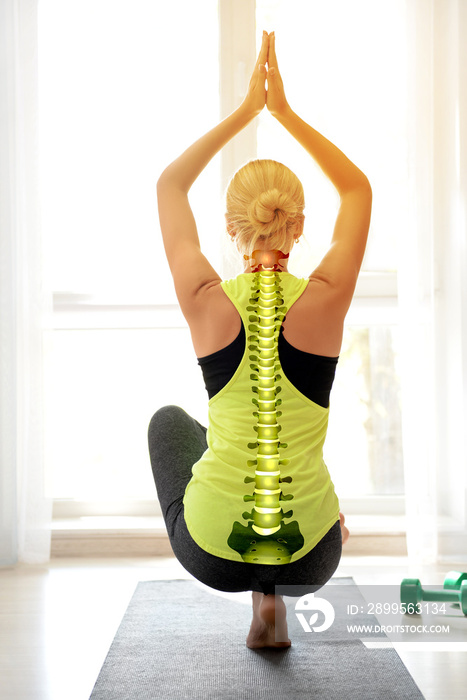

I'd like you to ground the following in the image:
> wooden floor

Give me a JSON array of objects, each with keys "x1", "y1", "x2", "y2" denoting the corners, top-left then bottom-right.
[{"x1": 1, "y1": 554, "x2": 466, "y2": 700}]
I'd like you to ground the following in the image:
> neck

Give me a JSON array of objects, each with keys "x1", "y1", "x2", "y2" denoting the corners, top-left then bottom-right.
[{"x1": 243, "y1": 249, "x2": 290, "y2": 273}]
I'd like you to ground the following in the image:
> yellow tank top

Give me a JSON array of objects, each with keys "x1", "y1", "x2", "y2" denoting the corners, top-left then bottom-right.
[{"x1": 183, "y1": 271, "x2": 340, "y2": 564}]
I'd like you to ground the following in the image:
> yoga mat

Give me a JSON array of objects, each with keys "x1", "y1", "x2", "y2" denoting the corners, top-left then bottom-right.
[{"x1": 89, "y1": 578, "x2": 426, "y2": 700}]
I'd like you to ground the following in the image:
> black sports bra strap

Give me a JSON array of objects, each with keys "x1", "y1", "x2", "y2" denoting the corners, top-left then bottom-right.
[{"x1": 198, "y1": 325, "x2": 338, "y2": 406}]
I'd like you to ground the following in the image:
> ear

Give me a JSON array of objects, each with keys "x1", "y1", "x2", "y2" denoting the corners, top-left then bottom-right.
[
  {"x1": 294, "y1": 215, "x2": 305, "y2": 242},
  {"x1": 225, "y1": 215, "x2": 236, "y2": 239}
]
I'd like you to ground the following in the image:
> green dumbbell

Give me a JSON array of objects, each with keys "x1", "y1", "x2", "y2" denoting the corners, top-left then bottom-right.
[
  {"x1": 443, "y1": 570, "x2": 467, "y2": 590},
  {"x1": 400, "y1": 578, "x2": 467, "y2": 615}
]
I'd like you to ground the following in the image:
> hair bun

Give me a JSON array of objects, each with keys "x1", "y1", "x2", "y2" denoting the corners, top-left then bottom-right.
[
  {"x1": 225, "y1": 159, "x2": 305, "y2": 256},
  {"x1": 247, "y1": 189, "x2": 298, "y2": 233}
]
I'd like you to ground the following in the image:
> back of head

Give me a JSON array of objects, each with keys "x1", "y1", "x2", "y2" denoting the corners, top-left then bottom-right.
[{"x1": 225, "y1": 160, "x2": 305, "y2": 257}]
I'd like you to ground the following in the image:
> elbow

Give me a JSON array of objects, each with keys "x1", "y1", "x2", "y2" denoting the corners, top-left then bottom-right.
[
  {"x1": 343, "y1": 176, "x2": 372, "y2": 204},
  {"x1": 337, "y1": 173, "x2": 372, "y2": 201},
  {"x1": 359, "y1": 178, "x2": 372, "y2": 210},
  {"x1": 354, "y1": 174, "x2": 372, "y2": 196},
  {"x1": 363, "y1": 178, "x2": 372, "y2": 210},
  {"x1": 157, "y1": 170, "x2": 171, "y2": 193},
  {"x1": 157, "y1": 162, "x2": 179, "y2": 191},
  {"x1": 361, "y1": 175, "x2": 372, "y2": 196},
  {"x1": 157, "y1": 169, "x2": 188, "y2": 196}
]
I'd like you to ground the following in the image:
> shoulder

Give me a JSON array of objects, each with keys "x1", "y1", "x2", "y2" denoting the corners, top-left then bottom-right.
[
  {"x1": 184, "y1": 278, "x2": 244, "y2": 327},
  {"x1": 306, "y1": 268, "x2": 356, "y2": 319},
  {"x1": 283, "y1": 274, "x2": 347, "y2": 356},
  {"x1": 186, "y1": 278, "x2": 231, "y2": 316},
  {"x1": 183, "y1": 278, "x2": 242, "y2": 357}
]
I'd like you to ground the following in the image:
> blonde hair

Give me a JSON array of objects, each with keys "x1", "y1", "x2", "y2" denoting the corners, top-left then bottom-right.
[{"x1": 225, "y1": 159, "x2": 305, "y2": 256}]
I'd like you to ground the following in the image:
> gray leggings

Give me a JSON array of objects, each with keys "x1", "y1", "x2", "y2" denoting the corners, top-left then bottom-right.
[{"x1": 148, "y1": 405, "x2": 342, "y2": 596}]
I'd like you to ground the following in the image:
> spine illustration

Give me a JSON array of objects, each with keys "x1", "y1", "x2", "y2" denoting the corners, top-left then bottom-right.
[{"x1": 227, "y1": 270, "x2": 304, "y2": 564}]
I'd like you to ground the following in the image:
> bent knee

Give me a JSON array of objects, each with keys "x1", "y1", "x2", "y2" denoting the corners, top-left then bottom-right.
[{"x1": 148, "y1": 405, "x2": 187, "y2": 442}]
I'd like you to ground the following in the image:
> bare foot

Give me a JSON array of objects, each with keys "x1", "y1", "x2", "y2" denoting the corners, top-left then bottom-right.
[
  {"x1": 246, "y1": 591, "x2": 291, "y2": 649},
  {"x1": 339, "y1": 512, "x2": 350, "y2": 544}
]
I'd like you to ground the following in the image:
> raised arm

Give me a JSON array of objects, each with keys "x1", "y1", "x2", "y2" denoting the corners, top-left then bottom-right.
[
  {"x1": 267, "y1": 33, "x2": 372, "y2": 308},
  {"x1": 157, "y1": 32, "x2": 269, "y2": 318}
]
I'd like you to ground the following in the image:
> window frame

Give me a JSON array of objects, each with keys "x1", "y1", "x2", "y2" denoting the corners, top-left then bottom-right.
[{"x1": 49, "y1": 0, "x2": 403, "y2": 522}]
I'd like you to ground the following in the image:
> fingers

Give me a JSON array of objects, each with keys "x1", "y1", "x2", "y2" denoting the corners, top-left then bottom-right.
[
  {"x1": 243, "y1": 32, "x2": 268, "y2": 115},
  {"x1": 267, "y1": 31, "x2": 278, "y2": 70},
  {"x1": 256, "y1": 30, "x2": 269, "y2": 69}
]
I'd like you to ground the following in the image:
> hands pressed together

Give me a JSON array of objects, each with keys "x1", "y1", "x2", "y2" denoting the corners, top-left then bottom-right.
[{"x1": 243, "y1": 31, "x2": 288, "y2": 119}]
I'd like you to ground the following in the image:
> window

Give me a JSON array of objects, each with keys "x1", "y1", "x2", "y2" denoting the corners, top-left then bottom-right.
[
  {"x1": 255, "y1": 0, "x2": 407, "y2": 501},
  {"x1": 256, "y1": 0, "x2": 407, "y2": 276},
  {"x1": 326, "y1": 326, "x2": 403, "y2": 497},
  {"x1": 39, "y1": 0, "x2": 221, "y2": 301},
  {"x1": 40, "y1": 0, "x2": 220, "y2": 511},
  {"x1": 42, "y1": 0, "x2": 407, "y2": 515},
  {"x1": 46, "y1": 328, "x2": 207, "y2": 500}
]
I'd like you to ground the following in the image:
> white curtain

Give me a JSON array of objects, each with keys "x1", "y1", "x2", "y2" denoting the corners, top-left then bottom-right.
[
  {"x1": 0, "y1": 0, "x2": 51, "y2": 565},
  {"x1": 401, "y1": 0, "x2": 467, "y2": 564}
]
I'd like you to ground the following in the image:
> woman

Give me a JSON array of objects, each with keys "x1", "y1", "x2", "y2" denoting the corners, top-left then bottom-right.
[{"x1": 149, "y1": 31, "x2": 371, "y2": 648}]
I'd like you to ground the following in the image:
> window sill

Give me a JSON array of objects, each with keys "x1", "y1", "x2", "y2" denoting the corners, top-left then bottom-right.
[
  {"x1": 52, "y1": 515, "x2": 167, "y2": 532},
  {"x1": 51, "y1": 516, "x2": 172, "y2": 557},
  {"x1": 346, "y1": 514, "x2": 407, "y2": 536},
  {"x1": 51, "y1": 514, "x2": 408, "y2": 557}
]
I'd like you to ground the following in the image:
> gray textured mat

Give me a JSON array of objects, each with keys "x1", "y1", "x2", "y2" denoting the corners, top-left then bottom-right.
[{"x1": 89, "y1": 578, "x2": 425, "y2": 700}]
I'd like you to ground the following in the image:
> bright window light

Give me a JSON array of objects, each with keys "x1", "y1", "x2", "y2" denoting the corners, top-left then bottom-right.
[
  {"x1": 256, "y1": 0, "x2": 408, "y2": 277},
  {"x1": 38, "y1": 0, "x2": 220, "y2": 301}
]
